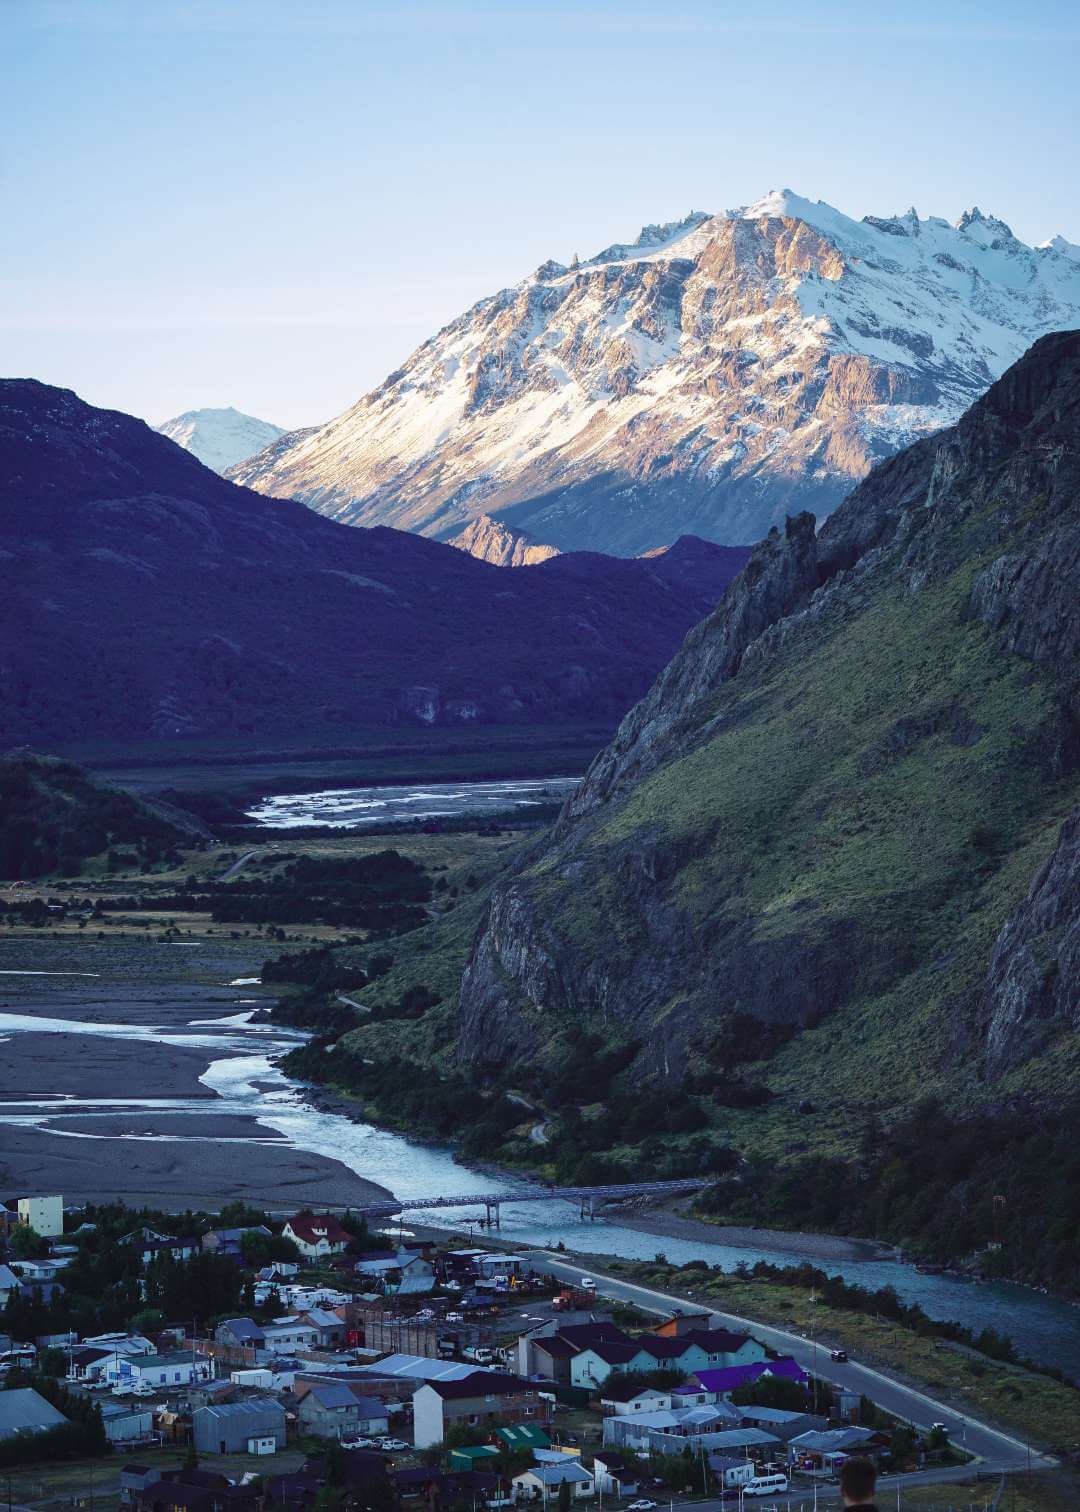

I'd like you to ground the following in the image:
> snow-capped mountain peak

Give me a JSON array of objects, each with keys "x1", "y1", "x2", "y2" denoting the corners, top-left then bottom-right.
[
  {"x1": 156, "y1": 406, "x2": 287, "y2": 475},
  {"x1": 1039, "y1": 233, "x2": 1080, "y2": 262},
  {"x1": 229, "y1": 192, "x2": 1080, "y2": 554}
]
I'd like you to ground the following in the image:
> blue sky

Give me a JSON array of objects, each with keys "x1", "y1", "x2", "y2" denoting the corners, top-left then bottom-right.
[{"x1": 4, "y1": 0, "x2": 1079, "y2": 428}]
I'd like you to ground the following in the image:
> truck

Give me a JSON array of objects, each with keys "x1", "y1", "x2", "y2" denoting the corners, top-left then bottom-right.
[{"x1": 463, "y1": 1345, "x2": 495, "y2": 1365}]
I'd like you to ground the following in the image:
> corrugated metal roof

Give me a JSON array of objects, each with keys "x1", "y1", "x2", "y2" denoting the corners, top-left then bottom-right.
[{"x1": 0, "y1": 1388, "x2": 68, "y2": 1440}]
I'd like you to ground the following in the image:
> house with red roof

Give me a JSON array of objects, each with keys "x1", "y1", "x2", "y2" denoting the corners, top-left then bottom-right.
[{"x1": 282, "y1": 1214, "x2": 352, "y2": 1258}]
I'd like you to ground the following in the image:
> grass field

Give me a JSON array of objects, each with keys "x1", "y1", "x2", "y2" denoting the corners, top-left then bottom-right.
[
  {"x1": 1, "y1": 1442, "x2": 307, "y2": 1511},
  {"x1": 2, "y1": 826, "x2": 530, "y2": 954}
]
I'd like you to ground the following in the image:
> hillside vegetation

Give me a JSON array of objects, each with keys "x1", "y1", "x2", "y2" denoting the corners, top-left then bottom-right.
[
  {"x1": 0, "y1": 752, "x2": 192, "y2": 879},
  {"x1": 273, "y1": 336, "x2": 1080, "y2": 1292}
]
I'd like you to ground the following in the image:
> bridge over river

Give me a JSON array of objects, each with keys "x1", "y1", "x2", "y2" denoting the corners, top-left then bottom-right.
[{"x1": 355, "y1": 1177, "x2": 709, "y2": 1227}]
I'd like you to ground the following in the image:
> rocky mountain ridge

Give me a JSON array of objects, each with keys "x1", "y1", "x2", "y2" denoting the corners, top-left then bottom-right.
[
  {"x1": 230, "y1": 191, "x2": 1080, "y2": 555},
  {"x1": 0, "y1": 381, "x2": 749, "y2": 743},
  {"x1": 447, "y1": 332, "x2": 1080, "y2": 1105}
]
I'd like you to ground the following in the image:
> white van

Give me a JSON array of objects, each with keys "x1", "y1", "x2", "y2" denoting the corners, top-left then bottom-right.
[{"x1": 743, "y1": 1473, "x2": 789, "y2": 1497}]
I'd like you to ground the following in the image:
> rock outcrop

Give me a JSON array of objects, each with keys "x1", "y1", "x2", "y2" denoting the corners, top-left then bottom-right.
[
  {"x1": 450, "y1": 514, "x2": 561, "y2": 567},
  {"x1": 978, "y1": 810, "x2": 1080, "y2": 1077}
]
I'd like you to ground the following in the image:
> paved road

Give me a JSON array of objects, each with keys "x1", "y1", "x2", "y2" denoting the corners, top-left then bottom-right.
[
  {"x1": 525, "y1": 1251, "x2": 1053, "y2": 1478},
  {"x1": 218, "y1": 848, "x2": 260, "y2": 881}
]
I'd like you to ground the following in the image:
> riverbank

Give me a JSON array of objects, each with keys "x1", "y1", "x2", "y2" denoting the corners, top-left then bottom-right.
[{"x1": 601, "y1": 1196, "x2": 899, "y2": 1265}]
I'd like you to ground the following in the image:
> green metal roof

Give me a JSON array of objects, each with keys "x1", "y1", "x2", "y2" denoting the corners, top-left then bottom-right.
[{"x1": 497, "y1": 1424, "x2": 552, "y2": 1449}]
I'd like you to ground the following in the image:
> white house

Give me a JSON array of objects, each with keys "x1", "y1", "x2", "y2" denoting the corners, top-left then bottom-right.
[
  {"x1": 260, "y1": 1317, "x2": 320, "y2": 1352},
  {"x1": 601, "y1": 1387, "x2": 672, "y2": 1415},
  {"x1": 513, "y1": 1462, "x2": 594, "y2": 1501},
  {"x1": 114, "y1": 1351, "x2": 211, "y2": 1390},
  {"x1": 281, "y1": 1214, "x2": 351, "y2": 1258},
  {"x1": 592, "y1": 1453, "x2": 639, "y2": 1498},
  {"x1": 18, "y1": 1196, "x2": 64, "y2": 1237}
]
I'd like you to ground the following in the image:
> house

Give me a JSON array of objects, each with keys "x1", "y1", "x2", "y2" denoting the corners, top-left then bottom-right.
[
  {"x1": 592, "y1": 1452, "x2": 639, "y2": 1498},
  {"x1": 0, "y1": 1387, "x2": 68, "y2": 1441},
  {"x1": 294, "y1": 1381, "x2": 389, "y2": 1441},
  {"x1": 133, "y1": 1236, "x2": 201, "y2": 1266},
  {"x1": 688, "y1": 1357, "x2": 809, "y2": 1400},
  {"x1": 602, "y1": 1403, "x2": 741, "y2": 1451},
  {"x1": 601, "y1": 1386, "x2": 672, "y2": 1415},
  {"x1": 354, "y1": 1249, "x2": 436, "y2": 1296},
  {"x1": 789, "y1": 1425, "x2": 891, "y2": 1470},
  {"x1": 513, "y1": 1462, "x2": 594, "y2": 1501},
  {"x1": 0, "y1": 1265, "x2": 20, "y2": 1307},
  {"x1": 129, "y1": 1468, "x2": 258, "y2": 1512},
  {"x1": 517, "y1": 1322, "x2": 632, "y2": 1385},
  {"x1": 216, "y1": 1318, "x2": 266, "y2": 1350},
  {"x1": 120, "y1": 1464, "x2": 156, "y2": 1505},
  {"x1": 494, "y1": 1423, "x2": 551, "y2": 1452},
  {"x1": 297, "y1": 1307, "x2": 348, "y2": 1349},
  {"x1": 282, "y1": 1214, "x2": 351, "y2": 1258},
  {"x1": 201, "y1": 1226, "x2": 272, "y2": 1259},
  {"x1": 738, "y1": 1406, "x2": 825, "y2": 1441},
  {"x1": 194, "y1": 1398, "x2": 287, "y2": 1455},
  {"x1": 707, "y1": 1457, "x2": 756, "y2": 1491},
  {"x1": 101, "y1": 1400, "x2": 154, "y2": 1444},
  {"x1": 652, "y1": 1312, "x2": 714, "y2": 1337},
  {"x1": 570, "y1": 1339, "x2": 655, "y2": 1390},
  {"x1": 68, "y1": 1345, "x2": 114, "y2": 1381},
  {"x1": 448, "y1": 1444, "x2": 503, "y2": 1471},
  {"x1": 412, "y1": 1371, "x2": 552, "y2": 1450},
  {"x1": 5, "y1": 1195, "x2": 64, "y2": 1237},
  {"x1": 114, "y1": 1351, "x2": 212, "y2": 1390},
  {"x1": 260, "y1": 1317, "x2": 319, "y2": 1352}
]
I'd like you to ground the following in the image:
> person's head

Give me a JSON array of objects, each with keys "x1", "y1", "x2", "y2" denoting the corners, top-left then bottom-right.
[{"x1": 839, "y1": 1456, "x2": 878, "y2": 1505}]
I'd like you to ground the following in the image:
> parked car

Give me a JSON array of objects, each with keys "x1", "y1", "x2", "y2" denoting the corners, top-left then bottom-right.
[
  {"x1": 445, "y1": 1311, "x2": 464, "y2": 1323},
  {"x1": 580, "y1": 1277, "x2": 597, "y2": 1291},
  {"x1": 830, "y1": 1349, "x2": 848, "y2": 1362},
  {"x1": 627, "y1": 1500, "x2": 657, "y2": 1510},
  {"x1": 380, "y1": 1438, "x2": 410, "y2": 1452}
]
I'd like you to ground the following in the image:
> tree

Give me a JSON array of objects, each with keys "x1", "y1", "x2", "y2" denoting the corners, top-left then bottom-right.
[
  {"x1": 557, "y1": 1480, "x2": 571, "y2": 1512},
  {"x1": 9, "y1": 1225, "x2": 48, "y2": 1259},
  {"x1": 890, "y1": 1424, "x2": 916, "y2": 1467},
  {"x1": 37, "y1": 1347, "x2": 67, "y2": 1377}
]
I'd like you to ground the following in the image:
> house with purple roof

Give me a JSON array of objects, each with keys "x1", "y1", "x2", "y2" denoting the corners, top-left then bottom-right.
[{"x1": 685, "y1": 1357, "x2": 808, "y2": 1401}]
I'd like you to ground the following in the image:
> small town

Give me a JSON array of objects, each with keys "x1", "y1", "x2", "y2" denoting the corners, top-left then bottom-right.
[{"x1": 0, "y1": 1192, "x2": 989, "y2": 1510}]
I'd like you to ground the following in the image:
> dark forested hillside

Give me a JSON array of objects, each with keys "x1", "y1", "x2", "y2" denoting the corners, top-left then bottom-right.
[
  {"x1": 0, "y1": 380, "x2": 748, "y2": 744},
  {"x1": 0, "y1": 751, "x2": 190, "y2": 878}
]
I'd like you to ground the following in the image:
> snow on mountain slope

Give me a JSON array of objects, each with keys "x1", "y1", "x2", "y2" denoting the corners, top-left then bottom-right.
[
  {"x1": 230, "y1": 192, "x2": 1080, "y2": 554},
  {"x1": 156, "y1": 406, "x2": 287, "y2": 474}
]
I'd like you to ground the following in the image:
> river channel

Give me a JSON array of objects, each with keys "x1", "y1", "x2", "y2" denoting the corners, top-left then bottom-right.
[
  {"x1": 247, "y1": 777, "x2": 580, "y2": 828},
  {"x1": 0, "y1": 999, "x2": 1077, "y2": 1377}
]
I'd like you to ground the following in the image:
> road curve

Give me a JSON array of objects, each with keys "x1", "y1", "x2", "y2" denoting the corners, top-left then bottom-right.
[{"x1": 524, "y1": 1251, "x2": 1055, "y2": 1478}]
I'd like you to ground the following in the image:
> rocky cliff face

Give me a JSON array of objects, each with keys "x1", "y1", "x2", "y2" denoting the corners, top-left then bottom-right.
[
  {"x1": 978, "y1": 810, "x2": 1080, "y2": 1076},
  {"x1": 230, "y1": 192, "x2": 1080, "y2": 555},
  {"x1": 456, "y1": 333, "x2": 1080, "y2": 1098},
  {"x1": 450, "y1": 513, "x2": 561, "y2": 566}
]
